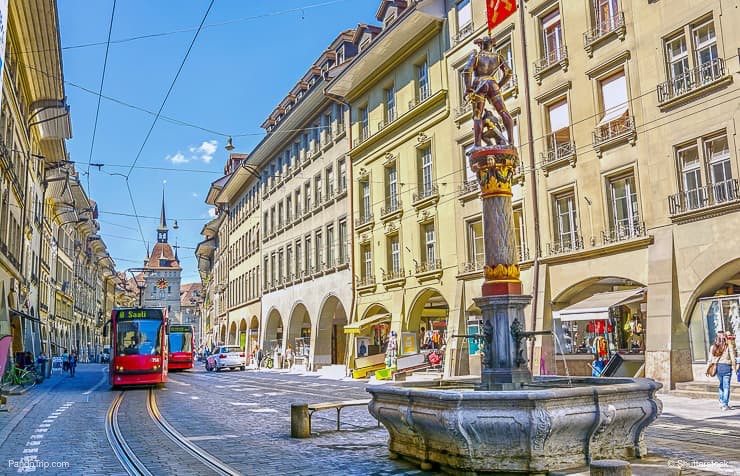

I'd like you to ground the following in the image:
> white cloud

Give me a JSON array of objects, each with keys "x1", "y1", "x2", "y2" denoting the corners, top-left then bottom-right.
[
  {"x1": 189, "y1": 140, "x2": 218, "y2": 164},
  {"x1": 166, "y1": 152, "x2": 188, "y2": 164},
  {"x1": 207, "y1": 207, "x2": 217, "y2": 218}
]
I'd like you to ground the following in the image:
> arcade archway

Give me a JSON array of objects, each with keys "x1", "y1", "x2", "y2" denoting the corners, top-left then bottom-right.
[{"x1": 315, "y1": 296, "x2": 348, "y2": 367}]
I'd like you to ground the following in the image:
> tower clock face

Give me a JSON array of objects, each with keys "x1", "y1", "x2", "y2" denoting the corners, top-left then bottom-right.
[{"x1": 157, "y1": 278, "x2": 169, "y2": 289}]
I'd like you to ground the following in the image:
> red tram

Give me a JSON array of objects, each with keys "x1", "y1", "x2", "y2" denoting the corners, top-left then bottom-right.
[
  {"x1": 168, "y1": 324, "x2": 194, "y2": 370},
  {"x1": 106, "y1": 307, "x2": 168, "y2": 387}
]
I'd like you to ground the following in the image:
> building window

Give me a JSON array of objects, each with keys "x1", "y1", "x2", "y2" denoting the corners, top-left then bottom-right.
[
  {"x1": 286, "y1": 196, "x2": 292, "y2": 222},
  {"x1": 263, "y1": 211, "x2": 268, "y2": 235},
  {"x1": 361, "y1": 244, "x2": 372, "y2": 280},
  {"x1": 295, "y1": 241, "x2": 302, "y2": 276},
  {"x1": 417, "y1": 59, "x2": 430, "y2": 101},
  {"x1": 553, "y1": 191, "x2": 579, "y2": 250},
  {"x1": 423, "y1": 223, "x2": 436, "y2": 265},
  {"x1": 542, "y1": 10, "x2": 564, "y2": 62},
  {"x1": 315, "y1": 230, "x2": 323, "y2": 269},
  {"x1": 513, "y1": 205, "x2": 526, "y2": 260},
  {"x1": 467, "y1": 219, "x2": 483, "y2": 267},
  {"x1": 359, "y1": 106, "x2": 369, "y2": 141},
  {"x1": 305, "y1": 236, "x2": 312, "y2": 273},
  {"x1": 263, "y1": 256, "x2": 269, "y2": 287},
  {"x1": 326, "y1": 224, "x2": 335, "y2": 266},
  {"x1": 304, "y1": 182, "x2": 311, "y2": 213},
  {"x1": 386, "y1": 163, "x2": 398, "y2": 210},
  {"x1": 385, "y1": 85, "x2": 396, "y2": 123},
  {"x1": 496, "y1": 38, "x2": 515, "y2": 85},
  {"x1": 338, "y1": 158, "x2": 347, "y2": 192},
  {"x1": 388, "y1": 234, "x2": 400, "y2": 275},
  {"x1": 456, "y1": 0, "x2": 471, "y2": 33},
  {"x1": 326, "y1": 165, "x2": 334, "y2": 197},
  {"x1": 286, "y1": 245, "x2": 293, "y2": 279},
  {"x1": 270, "y1": 207, "x2": 276, "y2": 234},
  {"x1": 419, "y1": 146, "x2": 434, "y2": 195},
  {"x1": 546, "y1": 98, "x2": 572, "y2": 160},
  {"x1": 361, "y1": 180, "x2": 371, "y2": 219},
  {"x1": 678, "y1": 142, "x2": 704, "y2": 210},
  {"x1": 706, "y1": 134, "x2": 733, "y2": 202},
  {"x1": 277, "y1": 202, "x2": 284, "y2": 229},
  {"x1": 598, "y1": 70, "x2": 628, "y2": 127},
  {"x1": 607, "y1": 175, "x2": 640, "y2": 239},
  {"x1": 315, "y1": 174, "x2": 322, "y2": 206},
  {"x1": 338, "y1": 219, "x2": 347, "y2": 264},
  {"x1": 594, "y1": 0, "x2": 620, "y2": 35},
  {"x1": 277, "y1": 248, "x2": 284, "y2": 281},
  {"x1": 662, "y1": 18, "x2": 720, "y2": 101}
]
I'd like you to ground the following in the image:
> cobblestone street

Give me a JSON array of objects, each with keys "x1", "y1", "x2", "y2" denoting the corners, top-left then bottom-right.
[{"x1": 1, "y1": 364, "x2": 739, "y2": 475}]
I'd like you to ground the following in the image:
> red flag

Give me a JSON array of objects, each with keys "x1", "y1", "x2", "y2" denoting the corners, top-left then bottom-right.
[{"x1": 487, "y1": 0, "x2": 517, "y2": 34}]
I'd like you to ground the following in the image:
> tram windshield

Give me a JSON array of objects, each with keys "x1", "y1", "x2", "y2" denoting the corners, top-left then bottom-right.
[
  {"x1": 117, "y1": 320, "x2": 163, "y2": 356},
  {"x1": 169, "y1": 331, "x2": 193, "y2": 353}
]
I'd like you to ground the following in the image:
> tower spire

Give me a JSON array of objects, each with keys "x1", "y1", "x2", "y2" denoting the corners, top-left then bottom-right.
[{"x1": 157, "y1": 188, "x2": 168, "y2": 243}]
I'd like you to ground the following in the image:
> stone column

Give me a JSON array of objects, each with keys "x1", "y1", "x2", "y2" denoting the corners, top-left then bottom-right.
[
  {"x1": 469, "y1": 145, "x2": 533, "y2": 389},
  {"x1": 469, "y1": 147, "x2": 521, "y2": 297},
  {"x1": 475, "y1": 294, "x2": 532, "y2": 390}
]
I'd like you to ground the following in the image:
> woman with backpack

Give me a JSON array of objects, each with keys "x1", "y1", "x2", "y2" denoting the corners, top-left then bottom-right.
[{"x1": 710, "y1": 331, "x2": 737, "y2": 411}]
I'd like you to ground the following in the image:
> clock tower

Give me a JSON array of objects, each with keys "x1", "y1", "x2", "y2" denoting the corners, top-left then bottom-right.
[{"x1": 141, "y1": 190, "x2": 182, "y2": 320}]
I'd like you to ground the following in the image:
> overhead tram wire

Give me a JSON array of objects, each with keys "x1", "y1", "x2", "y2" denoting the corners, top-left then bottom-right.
[
  {"x1": 86, "y1": 0, "x2": 117, "y2": 193},
  {"x1": 119, "y1": 0, "x2": 214, "y2": 257},
  {"x1": 21, "y1": 0, "x2": 351, "y2": 55}
]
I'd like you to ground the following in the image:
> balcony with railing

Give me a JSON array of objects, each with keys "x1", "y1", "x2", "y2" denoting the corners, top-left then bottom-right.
[
  {"x1": 518, "y1": 246, "x2": 531, "y2": 262},
  {"x1": 412, "y1": 184, "x2": 439, "y2": 208},
  {"x1": 333, "y1": 122, "x2": 346, "y2": 140},
  {"x1": 592, "y1": 113, "x2": 636, "y2": 157},
  {"x1": 380, "y1": 199, "x2": 402, "y2": 221},
  {"x1": 458, "y1": 178, "x2": 479, "y2": 198},
  {"x1": 415, "y1": 259, "x2": 443, "y2": 281},
  {"x1": 321, "y1": 133, "x2": 333, "y2": 151},
  {"x1": 408, "y1": 87, "x2": 432, "y2": 110},
  {"x1": 354, "y1": 213, "x2": 374, "y2": 233},
  {"x1": 459, "y1": 260, "x2": 484, "y2": 276},
  {"x1": 541, "y1": 129, "x2": 576, "y2": 175},
  {"x1": 357, "y1": 274, "x2": 376, "y2": 292},
  {"x1": 378, "y1": 111, "x2": 397, "y2": 131},
  {"x1": 546, "y1": 236, "x2": 584, "y2": 256},
  {"x1": 453, "y1": 21, "x2": 474, "y2": 45},
  {"x1": 601, "y1": 221, "x2": 646, "y2": 245},
  {"x1": 454, "y1": 101, "x2": 473, "y2": 119},
  {"x1": 668, "y1": 179, "x2": 740, "y2": 217},
  {"x1": 583, "y1": 12, "x2": 626, "y2": 57},
  {"x1": 382, "y1": 268, "x2": 406, "y2": 289},
  {"x1": 533, "y1": 46, "x2": 568, "y2": 84},
  {"x1": 353, "y1": 124, "x2": 371, "y2": 147},
  {"x1": 657, "y1": 58, "x2": 729, "y2": 106}
]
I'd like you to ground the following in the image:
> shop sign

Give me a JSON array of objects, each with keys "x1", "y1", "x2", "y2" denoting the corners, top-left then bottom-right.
[{"x1": 401, "y1": 332, "x2": 417, "y2": 355}]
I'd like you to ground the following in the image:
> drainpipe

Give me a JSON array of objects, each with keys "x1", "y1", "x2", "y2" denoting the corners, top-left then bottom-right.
[
  {"x1": 518, "y1": 3, "x2": 543, "y2": 372},
  {"x1": 324, "y1": 89, "x2": 354, "y2": 376}
]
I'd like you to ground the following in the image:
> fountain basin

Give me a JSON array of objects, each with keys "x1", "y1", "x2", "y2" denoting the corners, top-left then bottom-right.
[{"x1": 367, "y1": 376, "x2": 662, "y2": 474}]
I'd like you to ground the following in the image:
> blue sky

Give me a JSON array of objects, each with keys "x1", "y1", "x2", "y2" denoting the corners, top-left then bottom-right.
[{"x1": 58, "y1": 0, "x2": 380, "y2": 282}]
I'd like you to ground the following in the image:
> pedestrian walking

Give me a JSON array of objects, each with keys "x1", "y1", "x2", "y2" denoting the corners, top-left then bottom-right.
[
  {"x1": 284, "y1": 344, "x2": 295, "y2": 369},
  {"x1": 710, "y1": 331, "x2": 737, "y2": 410},
  {"x1": 69, "y1": 351, "x2": 78, "y2": 377},
  {"x1": 62, "y1": 349, "x2": 69, "y2": 373}
]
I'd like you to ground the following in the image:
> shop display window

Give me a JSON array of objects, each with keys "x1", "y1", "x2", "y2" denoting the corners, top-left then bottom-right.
[
  {"x1": 690, "y1": 295, "x2": 740, "y2": 363},
  {"x1": 554, "y1": 304, "x2": 645, "y2": 356}
]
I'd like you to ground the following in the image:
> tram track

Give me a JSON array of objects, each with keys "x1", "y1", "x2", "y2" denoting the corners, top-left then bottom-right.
[{"x1": 105, "y1": 389, "x2": 240, "y2": 476}]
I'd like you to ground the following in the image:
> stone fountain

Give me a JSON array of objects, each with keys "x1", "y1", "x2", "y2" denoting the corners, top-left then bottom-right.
[{"x1": 366, "y1": 69, "x2": 662, "y2": 472}]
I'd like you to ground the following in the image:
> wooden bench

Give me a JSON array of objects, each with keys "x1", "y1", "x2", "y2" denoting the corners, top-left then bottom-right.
[{"x1": 307, "y1": 399, "x2": 372, "y2": 431}]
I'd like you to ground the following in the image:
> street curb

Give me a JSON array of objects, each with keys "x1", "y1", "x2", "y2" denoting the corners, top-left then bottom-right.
[{"x1": 0, "y1": 375, "x2": 66, "y2": 448}]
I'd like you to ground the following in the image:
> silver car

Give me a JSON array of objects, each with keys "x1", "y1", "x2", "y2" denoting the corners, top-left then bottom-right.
[{"x1": 206, "y1": 345, "x2": 246, "y2": 371}]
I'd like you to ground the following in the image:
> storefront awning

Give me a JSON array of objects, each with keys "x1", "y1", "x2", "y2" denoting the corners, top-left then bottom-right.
[
  {"x1": 554, "y1": 288, "x2": 645, "y2": 322},
  {"x1": 343, "y1": 313, "x2": 390, "y2": 334}
]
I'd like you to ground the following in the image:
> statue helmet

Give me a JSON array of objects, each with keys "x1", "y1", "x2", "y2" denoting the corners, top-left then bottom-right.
[{"x1": 473, "y1": 35, "x2": 495, "y2": 48}]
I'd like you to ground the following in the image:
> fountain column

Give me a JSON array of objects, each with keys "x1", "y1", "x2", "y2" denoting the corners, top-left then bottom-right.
[{"x1": 469, "y1": 146, "x2": 533, "y2": 390}]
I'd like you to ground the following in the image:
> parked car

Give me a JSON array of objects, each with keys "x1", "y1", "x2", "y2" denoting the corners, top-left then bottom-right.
[{"x1": 206, "y1": 345, "x2": 246, "y2": 371}]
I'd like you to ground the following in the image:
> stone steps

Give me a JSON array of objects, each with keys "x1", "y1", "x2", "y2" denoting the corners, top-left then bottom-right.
[{"x1": 668, "y1": 380, "x2": 740, "y2": 400}]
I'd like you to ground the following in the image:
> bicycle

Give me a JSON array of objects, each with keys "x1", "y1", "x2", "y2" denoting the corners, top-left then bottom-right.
[
  {"x1": 1, "y1": 365, "x2": 37, "y2": 387},
  {"x1": 260, "y1": 354, "x2": 274, "y2": 370}
]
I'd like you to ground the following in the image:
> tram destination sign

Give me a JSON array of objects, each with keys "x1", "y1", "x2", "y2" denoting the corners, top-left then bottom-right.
[
  {"x1": 169, "y1": 325, "x2": 192, "y2": 333},
  {"x1": 116, "y1": 309, "x2": 164, "y2": 320}
]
